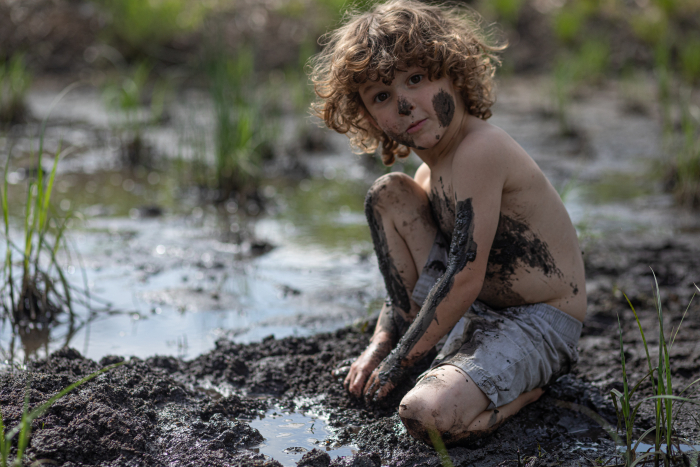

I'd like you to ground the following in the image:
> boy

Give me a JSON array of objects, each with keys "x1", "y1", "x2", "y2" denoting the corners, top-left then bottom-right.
[{"x1": 310, "y1": 0, "x2": 586, "y2": 446}]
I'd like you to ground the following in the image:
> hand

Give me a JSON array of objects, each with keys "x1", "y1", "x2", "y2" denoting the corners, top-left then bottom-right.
[
  {"x1": 363, "y1": 349, "x2": 405, "y2": 401},
  {"x1": 339, "y1": 332, "x2": 393, "y2": 397}
]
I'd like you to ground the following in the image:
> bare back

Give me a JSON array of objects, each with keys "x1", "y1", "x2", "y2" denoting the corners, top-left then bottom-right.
[{"x1": 416, "y1": 118, "x2": 586, "y2": 321}]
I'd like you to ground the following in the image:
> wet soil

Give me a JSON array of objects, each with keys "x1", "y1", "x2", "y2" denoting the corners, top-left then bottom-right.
[{"x1": 2, "y1": 233, "x2": 699, "y2": 466}]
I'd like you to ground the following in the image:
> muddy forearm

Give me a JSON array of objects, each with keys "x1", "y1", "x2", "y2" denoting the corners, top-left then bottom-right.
[
  {"x1": 375, "y1": 299, "x2": 410, "y2": 344},
  {"x1": 387, "y1": 199, "x2": 478, "y2": 368}
]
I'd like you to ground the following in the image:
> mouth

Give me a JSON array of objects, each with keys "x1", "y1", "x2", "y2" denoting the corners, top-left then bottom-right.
[{"x1": 406, "y1": 119, "x2": 427, "y2": 134}]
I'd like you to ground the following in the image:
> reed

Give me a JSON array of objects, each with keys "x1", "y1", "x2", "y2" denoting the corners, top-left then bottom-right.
[
  {"x1": 1, "y1": 83, "x2": 105, "y2": 361},
  {"x1": 0, "y1": 54, "x2": 32, "y2": 124},
  {"x1": 670, "y1": 88, "x2": 700, "y2": 209},
  {"x1": 207, "y1": 49, "x2": 275, "y2": 202},
  {"x1": 612, "y1": 274, "x2": 699, "y2": 466},
  {"x1": 103, "y1": 61, "x2": 169, "y2": 168}
]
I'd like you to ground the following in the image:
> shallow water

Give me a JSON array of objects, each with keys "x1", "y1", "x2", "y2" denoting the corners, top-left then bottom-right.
[
  {"x1": 249, "y1": 406, "x2": 357, "y2": 466},
  {"x1": 616, "y1": 441, "x2": 700, "y2": 459},
  {"x1": 2, "y1": 78, "x2": 698, "y2": 364}
]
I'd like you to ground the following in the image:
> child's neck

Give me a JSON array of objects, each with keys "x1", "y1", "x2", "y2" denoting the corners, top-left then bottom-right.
[{"x1": 414, "y1": 112, "x2": 475, "y2": 169}]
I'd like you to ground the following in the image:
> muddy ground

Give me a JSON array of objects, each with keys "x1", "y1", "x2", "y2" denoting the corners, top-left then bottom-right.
[{"x1": 2, "y1": 232, "x2": 699, "y2": 467}]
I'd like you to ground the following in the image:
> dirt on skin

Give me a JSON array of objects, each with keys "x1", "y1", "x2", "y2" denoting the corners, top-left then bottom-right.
[{"x1": 2, "y1": 234, "x2": 700, "y2": 467}]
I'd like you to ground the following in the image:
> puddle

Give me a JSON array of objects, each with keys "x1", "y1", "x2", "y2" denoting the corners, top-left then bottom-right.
[
  {"x1": 0, "y1": 165, "x2": 384, "y2": 363},
  {"x1": 617, "y1": 442, "x2": 700, "y2": 455},
  {"x1": 248, "y1": 406, "x2": 357, "y2": 466},
  {"x1": 556, "y1": 413, "x2": 606, "y2": 441}
]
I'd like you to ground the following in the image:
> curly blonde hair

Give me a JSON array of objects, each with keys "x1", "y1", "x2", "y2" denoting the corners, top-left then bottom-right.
[{"x1": 310, "y1": 0, "x2": 504, "y2": 166}]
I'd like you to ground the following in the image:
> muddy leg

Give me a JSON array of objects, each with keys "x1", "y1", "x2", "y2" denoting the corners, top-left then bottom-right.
[
  {"x1": 344, "y1": 173, "x2": 439, "y2": 396},
  {"x1": 364, "y1": 172, "x2": 437, "y2": 325},
  {"x1": 398, "y1": 365, "x2": 543, "y2": 447}
]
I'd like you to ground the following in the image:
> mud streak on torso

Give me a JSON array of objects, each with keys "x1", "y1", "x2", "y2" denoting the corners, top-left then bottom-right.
[{"x1": 427, "y1": 178, "x2": 563, "y2": 309}]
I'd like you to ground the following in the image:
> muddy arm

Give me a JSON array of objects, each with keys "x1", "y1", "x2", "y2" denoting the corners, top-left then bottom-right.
[
  {"x1": 363, "y1": 140, "x2": 508, "y2": 399},
  {"x1": 376, "y1": 298, "x2": 411, "y2": 343},
  {"x1": 365, "y1": 199, "x2": 483, "y2": 397}
]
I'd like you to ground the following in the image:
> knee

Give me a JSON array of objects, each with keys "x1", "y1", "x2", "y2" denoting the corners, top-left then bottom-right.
[
  {"x1": 398, "y1": 391, "x2": 457, "y2": 444},
  {"x1": 365, "y1": 172, "x2": 422, "y2": 213}
]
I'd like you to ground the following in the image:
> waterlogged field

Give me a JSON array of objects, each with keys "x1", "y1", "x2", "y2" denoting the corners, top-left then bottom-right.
[
  {"x1": 1, "y1": 77, "x2": 699, "y2": 467},
  {"x1": 0, "y1": 77, "x2": 690, "y2": 364}
]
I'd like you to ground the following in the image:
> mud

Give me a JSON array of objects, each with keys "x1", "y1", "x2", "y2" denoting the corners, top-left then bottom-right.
[
  {"x1": 2, "y1": 232, "x2": 700, "y2": 466},
  {"x1": 432, "y1": 90, "x2": 456, "y2": 128},
  {"x1": 397, "y1": 97, "x2": 413, "y2": 117},
  {"x1": 384, "y1": 128, "x2": 419, "y2": 150},
  {"x1": 487, "y1": 215, "x2": 561, "y2": 281},
  {"x1": 483, "y1": 214, "x2": 563, "y2": 303},
  {"x1": 364, "y1": 182, "x2": 412, "y2": 316},
  {"x1": 1, "y1": 57, "x2": 699, "y2": 466},
  {"x1": 429, "y1": 178, "x2": 456, "y2": 238},
  {"x1": 377, "y1": 300, "x2": 409, "y2": 342}
]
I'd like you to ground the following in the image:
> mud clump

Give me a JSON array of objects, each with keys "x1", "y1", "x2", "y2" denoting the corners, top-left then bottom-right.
[
  {"x1": 298, "y1": 449, "x2": 331, "y2": 467},
  {"x1": 1, "y1": 348, "x2": 269, "y2": 466}
]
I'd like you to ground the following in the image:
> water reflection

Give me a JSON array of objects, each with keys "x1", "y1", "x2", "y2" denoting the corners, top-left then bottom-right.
[{"x1": 249, "y1": 407, "x2": 356, "y2": 467}]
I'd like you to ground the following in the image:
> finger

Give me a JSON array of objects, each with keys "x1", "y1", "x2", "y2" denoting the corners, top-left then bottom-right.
[
  {"x1": 344, "y1": 368, "x2": 353, "y2": 390},
  {"x1": 363, "y1": 374, "x2": 379, "y2": 401},
  {"x1": 375, "y1": 381, "x2": 394, "y2": 401},
  {"x1": 349, "y1": 371, "x2": 366, "y2": 397}
]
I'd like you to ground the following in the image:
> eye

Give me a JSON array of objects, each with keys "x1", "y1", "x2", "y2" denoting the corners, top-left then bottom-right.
[
  {"x1": 374, "y1": 92, "x2": 389, "y2": 103},
  {"x1": 409, "y1": 74, "x2": 423, "y2": 85}
]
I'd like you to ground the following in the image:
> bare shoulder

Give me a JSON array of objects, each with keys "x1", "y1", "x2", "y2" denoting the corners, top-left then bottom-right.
[
  {"x1": 452, "y1": 119, "x2": 542, "y2": 195},
  {"x1": 414, "y1": 163, "x2": 431, "y2": 191},
  {"x1": 451, "y1": 120, "x2": 521, "y2": 182}
]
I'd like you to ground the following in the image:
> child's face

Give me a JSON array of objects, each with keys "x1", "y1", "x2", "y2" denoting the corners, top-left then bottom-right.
[{"x1": 359, "y1": 67, "x2": 459, "y2": 151}]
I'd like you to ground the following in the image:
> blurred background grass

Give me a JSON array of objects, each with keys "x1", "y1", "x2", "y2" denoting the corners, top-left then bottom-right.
[
  {"x1": 1, "y1": 0, "x2": 699, "y2": 83},
  {"x1": 0, "y1": 0, "x2": 699, "y2": 206}
]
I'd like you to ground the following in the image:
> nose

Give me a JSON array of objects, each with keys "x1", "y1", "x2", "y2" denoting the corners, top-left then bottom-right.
[{"x1": 397, "y1": 96, "x2": 413, "y2": 116}]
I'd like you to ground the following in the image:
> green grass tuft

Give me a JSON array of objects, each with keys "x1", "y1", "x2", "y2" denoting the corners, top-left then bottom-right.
[
  {"x1": 102, "y1": 60, "x2": 169, "y2": 168},
  {"x1": 612, "y1": 273, "x2": 700, "y2": 466},
  {"x1": 1, "y1": 83, "x2": 107, "y2": 362},
  {"x1": 96, "y1": 0, "x2": 208, "y2": 54},
  {"x1": 206, "y1": 48, "x2": 276, "y2": 203},
  {"x1": 0, "y1": 54, "x2": 32, "y2": 125}
]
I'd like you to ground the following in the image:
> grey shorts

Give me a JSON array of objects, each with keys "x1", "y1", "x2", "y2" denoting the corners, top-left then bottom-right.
[{"x1": 412, "y1": 232, "x2": 582, "y2": 409}]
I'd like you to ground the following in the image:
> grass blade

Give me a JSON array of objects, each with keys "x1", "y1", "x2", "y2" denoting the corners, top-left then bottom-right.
[
  {"x1": 616, "y1": 312, "x2": 633, "y2": 455},
  {"x1": 15, "y1": 384, "x2": 31, "y2": 463},
  {"x1": 651, "y1": 271, "x2": 674, "y2": 461},
  {"x1": 642, "y1": 395, "x2": 700, "y2": 405},
  {"x1": 2, "y1": 155, "x2": 15, "y2": 317},
  {"x1": 631, "y1": 451, "x2": 666, "y2": 467},
  {"x1": 427, "y1": 428, "x2": 455, "y2": 467},
  {"x1": 4, "y1": 362, "x2": 125, "y2": 444},
  {"x1": 1, "y1": 408, "x2": 7, "y2": 467},
  {"x1": 670, "y1": 293, "x2": 694, "y2": 350},
  {"x1": 632, "y1": 426, "x2": 658, "y2": 453},
  {"x1": 33, "y1": 145, "x2": 62, "y2": 280},
  {"x1": 624, "y1": 294, "x2": 655, "y2": 388}
]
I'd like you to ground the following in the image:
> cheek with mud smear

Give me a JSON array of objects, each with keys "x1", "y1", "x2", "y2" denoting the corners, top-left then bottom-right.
[
  {"x1": 385, "y1": 129, "x2": 426, "y2": 150},
  {"x1": 432, "y1": 89, "x2": 455, "y2": 128}
]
